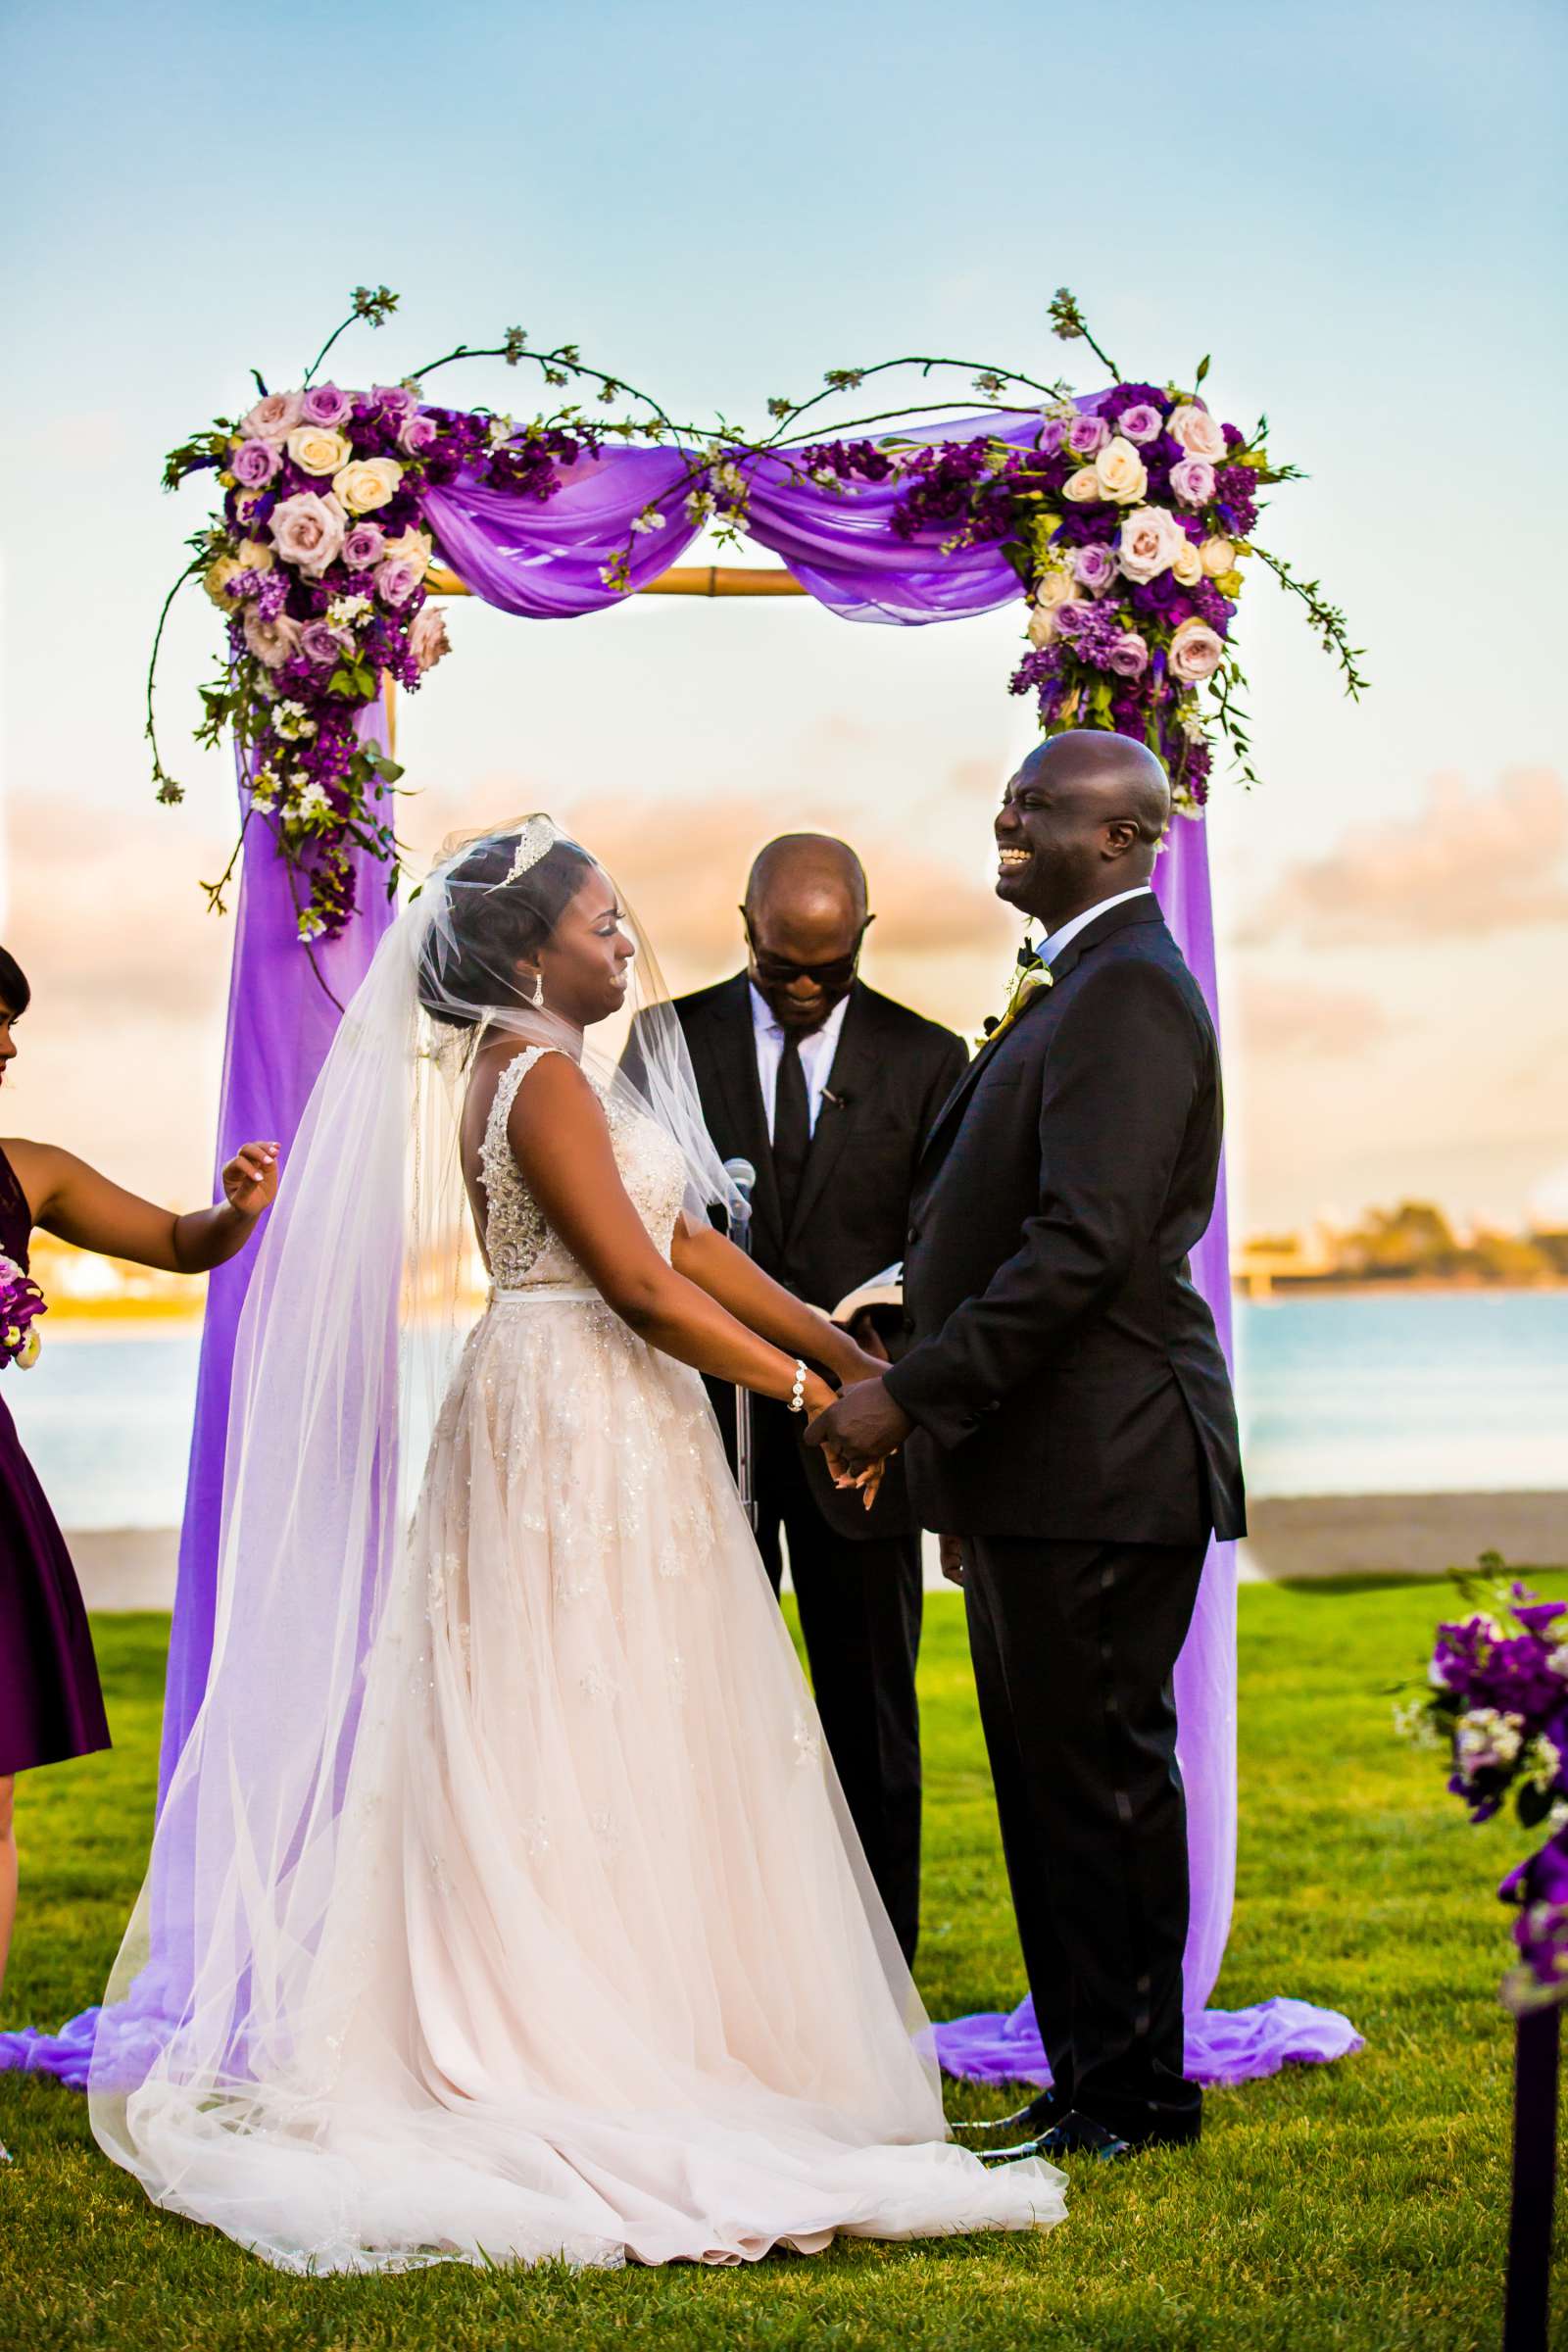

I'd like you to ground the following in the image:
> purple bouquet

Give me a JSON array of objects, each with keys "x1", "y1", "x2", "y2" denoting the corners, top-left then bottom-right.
[
  {"x1": 1410, "y1": 1566, "x2": 1568, "y2": 2011},
  {"x1": 163, "y1": 369, "x2": 599, "y2": 946},
  {"x1": 0, "y1": 1252, "x2": 46, "y2": 1370}
]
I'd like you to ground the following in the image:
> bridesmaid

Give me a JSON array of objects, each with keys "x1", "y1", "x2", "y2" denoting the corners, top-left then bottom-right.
[{"x1": 0, "y1": 944, "x2": 277, "y2": 2023}]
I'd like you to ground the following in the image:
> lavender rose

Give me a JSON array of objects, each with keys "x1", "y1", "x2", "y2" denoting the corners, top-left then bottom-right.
[
  {"x1": 409, "y1": 605, "x2": 451, "y2": 673},
  {"x1": 300, "y1": 382, "x2": 353, "y2": 428},
  {"x1": 1116, "y1": 403, "x2": 1163, "y2": 446},
  {"x1": 1073, "y1": 543, "x2": 1118, "y2": 596},
  {"x1": 1107, "y1": 631, "x2": 1151, "y2": 680},
  {"x1": 1170, "y1": 455, "x2": 1217, "y2": 507},
  {"x1": 240, "y1": 389, "x2": 303, "y2": 440},
  {"x1": 269, "y1": 490, "x2": 347, "y2": 578},
  {"x1": 374, "y1": 556, "x2": 422, "y2": 608},
  {"x1": 1034, "y1": 415, "x2": 1067, "y2": 457},
  {"x1": 299, "y1": 619, "x2": 352, "y2": 667},
  {"x1": 243, "y1": 609, "x2": 303, "y2": 669},
  {"x1": 1168, "y1": 617, "x2": 1225, "y2": 683},
  {"x1": 342, "y1": 522, "x2": 387, "y2": 572},
  {"x1": 231, "y1": 438, "x2": 282, "y2": 489},
  {"x1": 396, "y1": 412, "x2": 438, "y2": 459},
  {"x1": 371, "y1": 383, "x2": 418, "y2": 424},
  {"x1": 1166, "y1": 404, "x2": 1228, "y2": 464},
  {"x1": 1066, "y1": 414, "x2": 1110, "y2": 459}
]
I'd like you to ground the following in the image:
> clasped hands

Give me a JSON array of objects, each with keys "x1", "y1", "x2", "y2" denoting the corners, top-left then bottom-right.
[{"x1": 806, "y1": 1324, "x2": 914, "y2": 1511}]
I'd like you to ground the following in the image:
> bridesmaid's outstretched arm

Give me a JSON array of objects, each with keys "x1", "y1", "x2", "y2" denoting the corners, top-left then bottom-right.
[{"x1": 4, "y1": 1139, "x2": 278, "y2": 1273}]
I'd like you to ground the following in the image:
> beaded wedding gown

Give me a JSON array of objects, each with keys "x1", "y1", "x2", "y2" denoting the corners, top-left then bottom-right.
[{"x1": 100, "y1": 1044, "x2": 1062, "y2": 2273}]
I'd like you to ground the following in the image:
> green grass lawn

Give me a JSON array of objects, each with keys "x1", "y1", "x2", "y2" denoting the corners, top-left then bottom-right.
[{"x1": 3, "y1": 1582, "x2": 1564, "y2": 2351}]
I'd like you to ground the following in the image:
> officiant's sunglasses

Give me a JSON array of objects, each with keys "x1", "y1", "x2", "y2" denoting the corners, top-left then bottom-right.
[{"x1": 742, "y1": 913, "x2": 874, "y2": 992}]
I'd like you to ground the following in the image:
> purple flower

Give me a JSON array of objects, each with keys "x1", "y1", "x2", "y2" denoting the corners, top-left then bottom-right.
[
  {"x1": 300, "y1": 382, "x2": 352, "y2": 428},
  {"x1": 374, "y1": 556, "x2": 422, "y2": 608},
  {"x1": 231, "y1": 438, "x2": 282, "y2": 489},
  {"x1": 1066, "y1": 413, "x2": 1109, "y2": 459},
  {"x1": 1034, "y1": 416, "x2": 1066, "y2": 458},
  {"x1": 1073, "y1": 542, "x2": 1118, "y2": 596},
  {"x1": 1117, "y1": 404, "x2": 1163, "y2": 447},
  {"x1": 1170, "y1": 455, "x2": 1217, "y2": 508},
  {"x1": 299, "y1": 619, "x2": 351, "y2": 667},
  {"x1": 397, "y1": 412, "x2": 438, "y2": 459},
  {"x1": 371, "y1": 383, "x2": 418, "y2": 424},
  {"x1": 342, "y1": 522, "x2": 387, "y2": 571},
  {"x1": 1107, "y1": 631, "x2": 1151, "y2": 680}
]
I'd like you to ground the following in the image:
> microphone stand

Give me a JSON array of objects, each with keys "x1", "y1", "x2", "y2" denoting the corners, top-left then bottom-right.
[{"x1": 722, "y1": 1158, "x2": 759, "y2": 1531}]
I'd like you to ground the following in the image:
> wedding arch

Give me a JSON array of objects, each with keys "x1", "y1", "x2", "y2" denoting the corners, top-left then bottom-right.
[{"x1": 3, "y1": 289, "x2": 1362, "y2": 2088}]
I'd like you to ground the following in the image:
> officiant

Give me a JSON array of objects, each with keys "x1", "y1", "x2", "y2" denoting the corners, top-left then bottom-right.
[{"x1": 660, "y1": 836, "x2": 966, "y2": 1966}]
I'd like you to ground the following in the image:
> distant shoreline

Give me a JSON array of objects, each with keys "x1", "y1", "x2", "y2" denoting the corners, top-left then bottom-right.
[{"x1": 1233, "y1": 1278, "x2": 1568, "y2": 1301}]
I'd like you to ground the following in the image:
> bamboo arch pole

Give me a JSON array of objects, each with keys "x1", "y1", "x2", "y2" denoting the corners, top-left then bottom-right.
[{"x1": 384, "y1": 563, "x2": 808, "y2": 750}]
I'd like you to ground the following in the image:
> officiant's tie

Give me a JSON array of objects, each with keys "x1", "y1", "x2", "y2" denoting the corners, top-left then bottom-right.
[{"x1": 772, "y1": 1031, "x2": 811, "y2": 1228}]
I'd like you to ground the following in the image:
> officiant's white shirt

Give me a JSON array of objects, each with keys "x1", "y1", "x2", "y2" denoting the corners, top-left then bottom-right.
[
  {"x1": 750, "y1": 983, "x2": 852, "y2": 1142},
  {"x1": 1040, "y1": 884, "x2": 1153, "y2": 964}
]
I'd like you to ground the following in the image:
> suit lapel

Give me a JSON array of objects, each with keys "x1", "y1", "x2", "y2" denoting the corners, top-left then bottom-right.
[
  {"x1": 915, "y1": 895, "x2": 1168, "y2": 1173},
  {"x1": 782, "y1": 984, "x2": 877, "y2": 1251}
]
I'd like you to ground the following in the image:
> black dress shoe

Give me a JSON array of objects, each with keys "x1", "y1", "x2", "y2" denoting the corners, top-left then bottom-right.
[
  {"x1": 980, "y1": 2109, "x2": 1132, "y2": 2167},
  {"x1": 951, "y1": 2089, "x2": 1067, "y2": 2140}
]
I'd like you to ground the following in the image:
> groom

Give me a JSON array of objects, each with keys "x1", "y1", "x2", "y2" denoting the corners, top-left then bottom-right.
[{"x1": 807, "y1": 731, "x2": 1244, "y2": 2159}]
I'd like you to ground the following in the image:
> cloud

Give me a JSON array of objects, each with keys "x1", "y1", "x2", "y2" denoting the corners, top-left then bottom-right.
[
  {"x1": 1242, "y1": 768, "x2": 1568, "y2": 946},
  {"x1": 408, "y1": 773, "x2": 1013, "y2": 994},
  {"x1": 1235, "y1": 974, "x2": 1392, "y2": 1060}
]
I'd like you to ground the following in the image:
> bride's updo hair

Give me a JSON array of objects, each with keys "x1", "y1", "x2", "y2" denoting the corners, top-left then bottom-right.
[{"x1": 416, "y1": 828, "x2": 595, "y2": 1030}]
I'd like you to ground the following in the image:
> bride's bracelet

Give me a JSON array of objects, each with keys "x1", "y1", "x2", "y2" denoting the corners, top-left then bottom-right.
[{"x1": 788, "y1": 1358, "x2": 808, "y2": 1414}]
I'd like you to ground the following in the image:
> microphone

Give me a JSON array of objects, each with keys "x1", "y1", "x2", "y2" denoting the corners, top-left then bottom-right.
[
  {"x1": 722, "y1": 1155, "x2": 757, "y2": 1202},
  {"x1": 821, "y1": 1088, "x2": 851, "y2": 1111}
]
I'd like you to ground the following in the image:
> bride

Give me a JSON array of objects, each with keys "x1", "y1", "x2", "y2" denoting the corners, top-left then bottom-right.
[{"x1": 89, "y1": 817, "x2": 1064, "y2": 2272}]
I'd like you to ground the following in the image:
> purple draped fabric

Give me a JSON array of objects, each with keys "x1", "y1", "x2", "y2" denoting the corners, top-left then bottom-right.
[
  {"x1": 0, "y1": 721, "x2": 395, "y2": 2088},
  {"x1": 3, "y1": 408, "x2": 1359, "y2": 2092}
]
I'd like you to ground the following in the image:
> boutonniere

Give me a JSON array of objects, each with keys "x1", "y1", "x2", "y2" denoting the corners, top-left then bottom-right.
[{"x1": 977, "y1": 937, "x2": 1053, "y2": 1053}]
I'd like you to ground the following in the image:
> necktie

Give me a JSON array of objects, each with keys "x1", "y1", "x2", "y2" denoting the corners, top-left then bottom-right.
[{"x1": 772, "y1": 1030, "x2": 810, "y2": 1227}]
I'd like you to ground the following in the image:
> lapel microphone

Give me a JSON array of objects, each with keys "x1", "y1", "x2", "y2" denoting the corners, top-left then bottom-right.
[{"x1": 821, "y1": 1088, "x2": 850, "y2": 1112}]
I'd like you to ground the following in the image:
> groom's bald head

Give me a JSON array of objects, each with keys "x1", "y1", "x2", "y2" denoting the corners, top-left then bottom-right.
[{"x1": 996, "y1": 731, "x2": 1170, "y2": 927}]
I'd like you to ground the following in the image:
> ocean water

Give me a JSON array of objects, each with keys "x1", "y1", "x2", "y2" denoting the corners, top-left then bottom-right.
[{"x1": 3, "y1": 1292, "x2": 1565, "y2": 1533}]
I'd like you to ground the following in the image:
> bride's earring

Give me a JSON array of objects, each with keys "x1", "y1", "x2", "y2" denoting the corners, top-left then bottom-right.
[{"x1": 522, "y1": 970, "x2": 544, "y2": 1009}]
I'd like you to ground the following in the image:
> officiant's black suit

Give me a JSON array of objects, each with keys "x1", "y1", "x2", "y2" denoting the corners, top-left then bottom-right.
[
  {"x1": 883, "y1": 894, "x2": 1245, "y2": 2142},
  {"x1": 667, "y1": 971, "x2": 967, "y2": 1965}
]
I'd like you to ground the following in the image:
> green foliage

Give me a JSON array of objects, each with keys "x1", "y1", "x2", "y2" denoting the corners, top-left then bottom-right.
[{"x1": 2, "y1": 1585, "x2": 1563, "y2": 2348}]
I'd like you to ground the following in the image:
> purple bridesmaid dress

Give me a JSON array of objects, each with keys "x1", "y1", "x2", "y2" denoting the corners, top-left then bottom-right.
[{"x1": 0, "y1": 1146, "x2": 110, "y2": 1776}]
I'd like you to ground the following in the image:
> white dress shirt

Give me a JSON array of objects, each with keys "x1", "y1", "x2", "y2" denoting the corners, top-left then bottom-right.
[
  {"x1": 749, "y1": 983, "x2": 852, "y2": 1143},
  {"x1": 1039, "y1": 884, "x2": 1153, "y2": 964}
]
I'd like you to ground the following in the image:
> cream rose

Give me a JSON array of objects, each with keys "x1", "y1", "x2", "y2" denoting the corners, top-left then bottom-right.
[
  {"x1": 286, "y1": 425, "x2": 353, "y2": 478},
  {"x1": 203, "y1": 554, "x2": 245, "y2": 607},
  {"x1": 1200, "y1": 536, "x2": 1236, "y2": 576},
  {"x1": 332, "y1": 457, "x2": 404, "y2": 515},
  {"x1": 1168, "y1": 617, "x2": 1225, "y2": 682},
  {"x1": 1166, "y1": 404, "x2": 1228, "y2": 464},
  {"x1": 409, "y1": 605, "x2": 450, "y2": 673},
  {"x1": 240, "y1": 389, "x2": 303, "y2": 440},
  {"x1": 1094, "y1": 435, "x2": 1149, "y2": 506},
  {"x1": 1026, "y1": 605, "x2": 1058, "y2": 649},
  {"x1": 1035, "y1": 568, "x2": 1077, "y2": 609},
  {"x1": 243, "y1": 610, "x2": 304, "y2": 670},
  {"x1": 1116, "y1": 506, "x2": 1186, "y2": 583},
  {"x1": 269, "y1": 490, "x2": 347, "y2": 578},
  {"x1": 235, "y1": 537, "x2": 274, "y2": 573},
  {"x1": 1171, "y1": 538, "x2": 1203, "y2": 587},
  {"x1": 381, "y1": 524, "x2": 434, "y2": 580},
  {"x1": 1062, "y1": 466, "x2": 1103, "y2": 504}
]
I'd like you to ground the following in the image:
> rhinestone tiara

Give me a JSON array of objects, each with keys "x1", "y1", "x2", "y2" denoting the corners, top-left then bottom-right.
[{"x1": 501, "y1": 814, "x2": 560, "y2": 887}]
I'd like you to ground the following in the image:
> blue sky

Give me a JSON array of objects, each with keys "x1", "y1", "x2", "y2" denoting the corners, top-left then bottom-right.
[{"x1": 2, "y1": 0, "x2": 1565, "y2": 1226}]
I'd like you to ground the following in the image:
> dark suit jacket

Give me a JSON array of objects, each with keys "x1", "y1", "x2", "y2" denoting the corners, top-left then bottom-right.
[
  {"x1": 668, "y1": 973, "x2": 968, "y2": 1541},
  {"x1": 883, "y1": 896, "x2": 1246, "y2": 1545}
]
